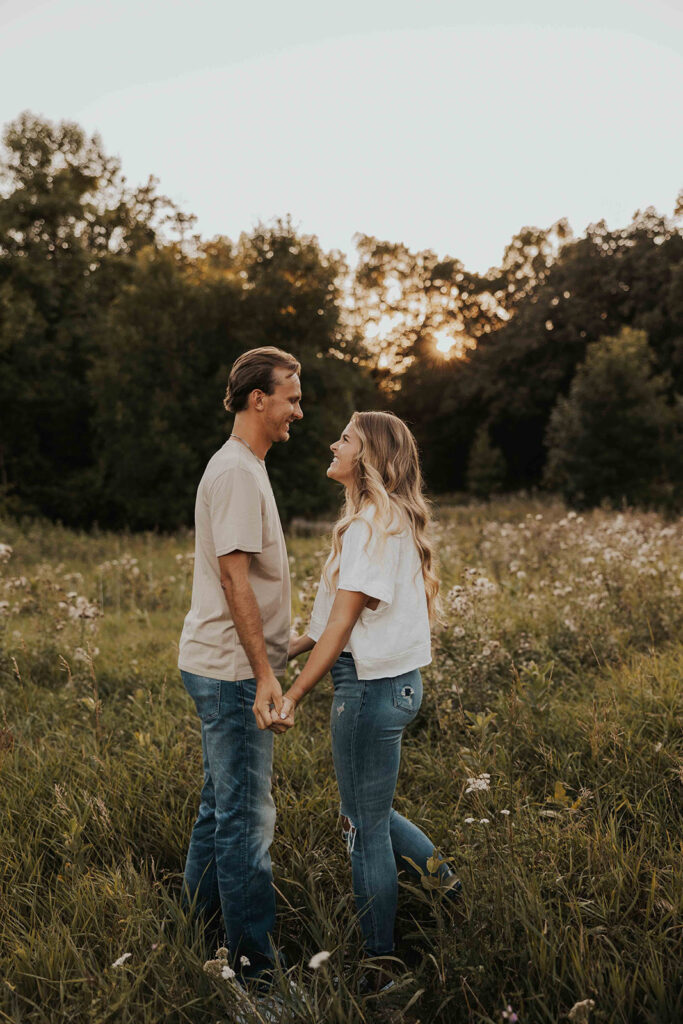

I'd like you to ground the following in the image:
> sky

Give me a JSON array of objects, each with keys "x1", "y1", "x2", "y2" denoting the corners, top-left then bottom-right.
[{"x1": 0, "y1": 0, "x2": 681, "y2": 273}]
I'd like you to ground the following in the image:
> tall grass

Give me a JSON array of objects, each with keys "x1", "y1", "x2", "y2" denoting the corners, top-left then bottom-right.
[{"x1": 1, "y1": 499, "x2": 681, "y2": 1023}]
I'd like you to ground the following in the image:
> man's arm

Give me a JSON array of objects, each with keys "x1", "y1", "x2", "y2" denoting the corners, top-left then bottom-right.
[{"x1": 218, "y1": 551, "x2": 286, "y2": 732}]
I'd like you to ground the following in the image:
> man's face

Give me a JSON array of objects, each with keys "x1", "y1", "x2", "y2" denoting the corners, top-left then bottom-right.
[{"x1": 261, "y1": 370, "x2": 303, "y2": 443}]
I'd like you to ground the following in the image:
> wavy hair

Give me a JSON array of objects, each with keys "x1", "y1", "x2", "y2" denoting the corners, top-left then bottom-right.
[{"x1": 323, "y1": 411, "x2": 440, "y2": 622}]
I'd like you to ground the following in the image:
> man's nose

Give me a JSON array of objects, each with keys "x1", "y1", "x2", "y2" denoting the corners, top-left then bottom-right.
[{"x1": 295, "y1": 405, "x2": 303, "y2": 419}]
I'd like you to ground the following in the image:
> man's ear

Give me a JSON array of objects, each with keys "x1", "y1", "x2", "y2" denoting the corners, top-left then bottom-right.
[{"x1": 249, "y1": 389, "x2": 266, "y2": 411}]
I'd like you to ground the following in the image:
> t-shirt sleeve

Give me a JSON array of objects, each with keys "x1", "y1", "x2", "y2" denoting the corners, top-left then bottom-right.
[
  {"x1": 208, "y1": 468, "x2": 263, "y2": 557},
  {"x1": 338, "y1": 518, "x2": 400, "y2": 606}
]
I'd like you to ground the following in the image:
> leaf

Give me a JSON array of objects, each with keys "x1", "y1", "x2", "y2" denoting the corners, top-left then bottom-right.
[{"x1": 554, "y1": 781, "x2": 570, "y2": 806}]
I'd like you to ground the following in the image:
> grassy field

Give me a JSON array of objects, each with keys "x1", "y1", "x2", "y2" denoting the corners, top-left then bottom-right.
[{"x1": 0, "y1": 498, "x2": 681, "y2": 1024}]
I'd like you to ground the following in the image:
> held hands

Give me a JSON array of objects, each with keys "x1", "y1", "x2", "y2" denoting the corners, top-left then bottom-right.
[
  {"x1": 270, "y1": 693, "x2": 297, "y2": 731},
  {"x1": 252, "y1": 671, "x2": 297, "y2": 734},
  {"x1": 253, "y1": 671, "x2": 285, "y2": 731}
]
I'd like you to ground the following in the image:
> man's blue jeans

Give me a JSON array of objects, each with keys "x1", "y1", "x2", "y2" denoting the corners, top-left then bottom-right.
[
  {"x1": 330, "y1": 653, "x2": 452, "y2": 955},
  {"x1": 180, "y1": 671, "x2": 276, "y2": 978}
]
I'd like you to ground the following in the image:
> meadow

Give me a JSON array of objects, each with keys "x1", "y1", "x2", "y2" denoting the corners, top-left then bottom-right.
[{"x1": 0, "y1": 497, "x2": 681, "y2": 1024}]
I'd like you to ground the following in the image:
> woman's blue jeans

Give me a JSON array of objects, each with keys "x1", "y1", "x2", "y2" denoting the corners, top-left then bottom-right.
[
  {"x1": 330, "y1": 653, "x2": 448, "y2": 956},
  {"x1": 180, "y1": 671, "x2": 276, "y2": 978}
]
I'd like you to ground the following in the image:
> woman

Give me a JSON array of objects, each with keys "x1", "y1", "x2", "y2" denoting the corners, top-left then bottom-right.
[{"x1": 277, "y1": 411, "x2": 458, "y2": 981}]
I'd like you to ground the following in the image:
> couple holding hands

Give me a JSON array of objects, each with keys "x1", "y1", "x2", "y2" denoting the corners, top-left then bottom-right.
[{"x1": 177, "y1": 346, "x2": 458, "y2": 994}]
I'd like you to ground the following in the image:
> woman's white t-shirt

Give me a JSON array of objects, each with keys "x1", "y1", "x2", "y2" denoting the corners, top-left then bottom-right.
[{"x1": 308, "y1": 506, "x2": 432, "y2": 680}]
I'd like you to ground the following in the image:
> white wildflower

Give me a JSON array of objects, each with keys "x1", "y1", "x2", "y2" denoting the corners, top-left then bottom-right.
[
  {"x1": 221, "y1": 965, "x2": 236, "y2": 980},
  {"x1": 239, "y1": 955, "x2": 250, "y2": 967},
  {"x1": 0, "y1": 543, "x2": 12, "y2": 563},
  {"x1": 474, "y1": 576, "x2": 497, "y2": 594},
  {"x1": 465, "y1": 773, "x2": 491, "y2": 794},
  {"x1": 308, "y1": 950, "x2": 331, "y2": 969},
  {"x1": 464, "y1": 817, "x2": 476, "y2": 824},
  {"x1": 500, "y1": 809, "x2": 511, "y2": 816},
  {"x1": 111, "y1": 953, "x2": 132, "y2": 968},
  {"x1": 479, "y1": 818, "x2": 490, "y2": 824}
]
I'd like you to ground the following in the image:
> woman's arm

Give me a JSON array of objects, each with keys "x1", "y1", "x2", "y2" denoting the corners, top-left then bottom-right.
[{"x1": 277, "y1": 590, "x2": 370, "y2": 720}]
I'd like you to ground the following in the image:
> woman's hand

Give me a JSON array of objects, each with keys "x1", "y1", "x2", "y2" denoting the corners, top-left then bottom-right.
[{"x1": 270, "y1": 693, "x2": 297, "y2": 731}]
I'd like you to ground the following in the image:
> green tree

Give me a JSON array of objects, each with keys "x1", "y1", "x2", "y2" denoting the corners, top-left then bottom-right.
[
  {"x1": 466, "y1": 424, "x2": 506, "y2": 497},
  {"x1": 88, "y1": 221, "x2": 376, "y2": 529},
  {"x1": 396, "y1": 206, "x2": 683, "y2": 495},
  {"x1": 0, "y1": 112, "x2": 188, "y2": 522},
  {"x1": 544, "y1": 327, "x2": 683, "y2": 507}
]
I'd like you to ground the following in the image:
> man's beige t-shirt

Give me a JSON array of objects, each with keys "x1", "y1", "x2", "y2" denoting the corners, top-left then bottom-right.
[{"x1": 178, "y1": 439, "x2": 290, "y2": 681}]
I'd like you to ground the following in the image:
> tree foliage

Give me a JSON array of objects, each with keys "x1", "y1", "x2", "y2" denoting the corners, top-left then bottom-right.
[
  {"x1": 0, "y1": 116, "x2": 374, "y2": 528},
  {"x1": 544, "y1": 327, "x2": 683, "y2": 507},
  {"x1": 466, "y1": 424, "x2": 506, "y2": 498},
  {"x1": 389, "y1": 209, "x2": 683, "y2": 500},
  {"x1": 1, "y1": 113, "x2": 681, "y2": 525}
]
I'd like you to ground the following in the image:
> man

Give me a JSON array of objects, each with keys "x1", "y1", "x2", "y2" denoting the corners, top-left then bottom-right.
[{"x1": 178, "y1": 345, "x2": 302, "y2": 982}]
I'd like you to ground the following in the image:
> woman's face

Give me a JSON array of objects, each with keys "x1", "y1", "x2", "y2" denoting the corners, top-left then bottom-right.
[{"x1": 327, "y1": 420, "x2": 362, "y2": 488}]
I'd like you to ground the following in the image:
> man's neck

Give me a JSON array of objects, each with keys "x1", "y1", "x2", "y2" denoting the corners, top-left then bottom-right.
[{"x1": 231, "y1": 414, "x2": 270, "y2": 460}]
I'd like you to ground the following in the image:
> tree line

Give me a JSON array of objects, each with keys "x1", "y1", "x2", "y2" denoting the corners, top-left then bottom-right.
[{"x1": 1, "y1": 112, "x2": 681, "y2": 529}]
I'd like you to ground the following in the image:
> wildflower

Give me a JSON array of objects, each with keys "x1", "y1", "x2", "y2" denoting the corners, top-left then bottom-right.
[
  {"x1": 240, "y1": 955, "x2": 250, "y2": 967},
  {"x1": 111, "y1": 953, "x2": 132, "y2": 968},
  {"x1": 0, "y1": 543, "x2": 12, "y2": 563},
  {"x1": 502, "y1": 1005, "x2": 519, "y2": 1022},
  {"x1": 308, "y1": 950, "x2": 331, "y2": 969},
  {"x1": 568, "y1": 999, "x2": 596, "y2": 1022},
  {"x1": 221, "y1": 965, "x2": 236, "y2": 980},
  {"x1": 464, "y1": 817, "x2": 476, "y2": 824},
  {"x1": 465, "y1": 773, "x2": 491, "y2": 794},
  {"x1": 479, "y1": 818, "x2": 490, "y2": 824},
  {"x1": 500, "y1": 809, "x2": 511, "y2": 816},
  {"x1": 474, "y1": 576, "x2": 497, "y2": 594},
  {"x1": 452, "y1": 625, "x2": 465, "y2": 639}
]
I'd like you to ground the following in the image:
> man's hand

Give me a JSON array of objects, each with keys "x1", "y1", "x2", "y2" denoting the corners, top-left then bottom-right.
[
  {"x1": 270, "y1": 694, "x2": 296, "y2": 732},
  {"x1": 253, "y1": 670, "x2": 283, "y2": 731}
]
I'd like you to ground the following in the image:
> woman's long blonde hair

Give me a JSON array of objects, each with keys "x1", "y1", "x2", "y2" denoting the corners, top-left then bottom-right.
[{"x1": 323, "y1": 411, "x2": 440, "y2": 622}]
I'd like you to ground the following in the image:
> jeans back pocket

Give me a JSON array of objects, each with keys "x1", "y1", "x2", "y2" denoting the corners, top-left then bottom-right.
[
  {"x1": 390, "y1": 672, "x2": 422, "y2": 713},
  {"x1": 181, "y1": 671, "x2": 221, "y2": 722}
]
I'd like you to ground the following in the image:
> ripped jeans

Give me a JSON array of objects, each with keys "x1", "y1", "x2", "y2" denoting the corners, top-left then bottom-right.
[{"x1": 330, "y1": 653, "x2": 450, "y2": 955}]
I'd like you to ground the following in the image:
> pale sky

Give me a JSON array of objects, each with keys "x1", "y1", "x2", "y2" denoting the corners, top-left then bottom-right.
[{"x1": 1, "y1": 0, "x2": 681, "y2": 272}]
